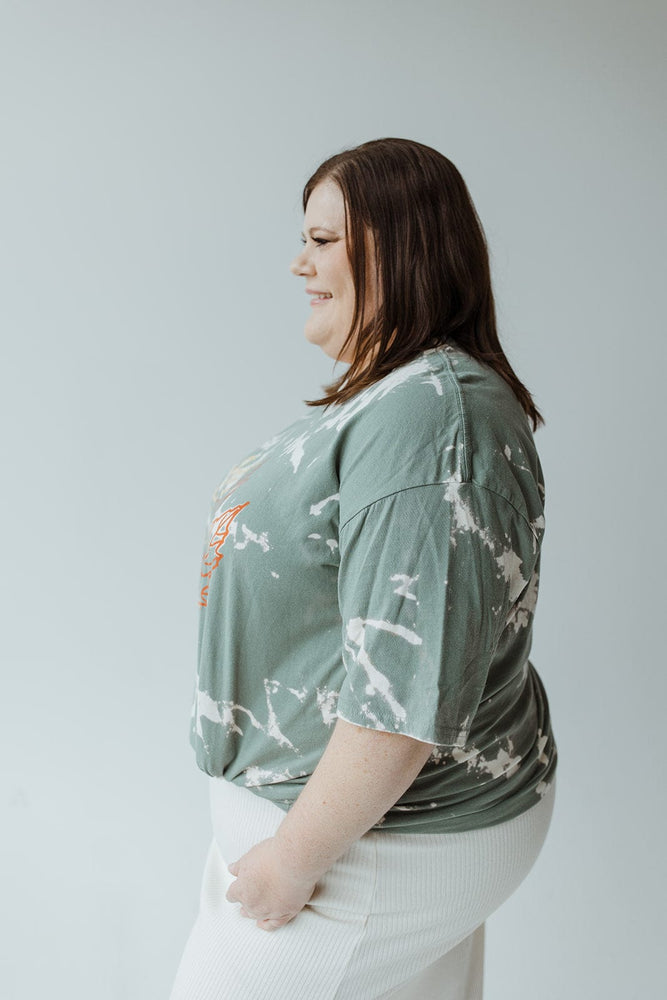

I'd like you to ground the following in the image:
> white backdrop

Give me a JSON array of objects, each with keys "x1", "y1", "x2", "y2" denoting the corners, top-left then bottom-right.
[{"x1": 2, "y1": 1, "x2": 665, "y2": 997}]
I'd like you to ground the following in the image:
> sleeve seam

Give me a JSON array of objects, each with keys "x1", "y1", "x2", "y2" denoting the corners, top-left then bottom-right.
[
  {"x1": 339, "y1": 482, "x2": 449, "y2": 533},
  {"x1": 339, "y1": 480, "x2": 539, "y2": 539}
]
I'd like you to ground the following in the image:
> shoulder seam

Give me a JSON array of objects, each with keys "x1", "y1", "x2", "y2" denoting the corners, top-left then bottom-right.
[
  {"x1": 469, "y1": 483, "x2": 542, "y2": 540},
  {"x1": 439, "y1": 348, "x2": 470, "y2": 481},
  {"x1": 339, "y1": 479, "x2": 540, "y2": 538}
]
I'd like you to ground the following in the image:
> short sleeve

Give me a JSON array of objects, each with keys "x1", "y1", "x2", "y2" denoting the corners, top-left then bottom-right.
[{"x1": 335, "y1": 481, "x2": 538, "y2": 747}]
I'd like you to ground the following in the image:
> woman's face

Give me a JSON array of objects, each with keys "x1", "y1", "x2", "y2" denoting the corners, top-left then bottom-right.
[{"x1": 289, "y1": 179, "x2": 378, "y2": 363}]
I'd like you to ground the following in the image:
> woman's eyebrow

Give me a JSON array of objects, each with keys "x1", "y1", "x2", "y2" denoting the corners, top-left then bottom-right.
[{"x1": 300, "y1": 226, "x2": 340, "y2": 238}]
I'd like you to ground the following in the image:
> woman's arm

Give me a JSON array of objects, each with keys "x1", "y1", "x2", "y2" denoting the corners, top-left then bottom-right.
[{"x1": 272, "y1": 716, "x2": 435, "y2": 881}]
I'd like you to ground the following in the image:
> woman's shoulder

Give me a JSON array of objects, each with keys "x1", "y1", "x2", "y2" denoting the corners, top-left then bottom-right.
[
  {"x1": 437, "y1": 344, "x2": 545, "y2": 512},
  {"x1": 335, "y1": 344, "x2": 545, "y2": 527},
  {"x1": 334, "y1": 342, "x2": 528, "y2": 437}
]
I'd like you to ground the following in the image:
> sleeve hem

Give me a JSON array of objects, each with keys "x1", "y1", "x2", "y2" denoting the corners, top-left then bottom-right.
[{"x1": 335, "y1": 707, "x2": 469, "y2": 750}]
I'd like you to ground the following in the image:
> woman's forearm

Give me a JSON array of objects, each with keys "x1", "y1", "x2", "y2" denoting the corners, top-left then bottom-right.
[{"x1": 272, "y1": 716, "x2": 434, "y2": 882}]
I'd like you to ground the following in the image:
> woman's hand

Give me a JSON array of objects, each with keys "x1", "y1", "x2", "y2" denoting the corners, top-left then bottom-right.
[{"x1": 225, "y1": 837, "x2": 319, "y2": 931}]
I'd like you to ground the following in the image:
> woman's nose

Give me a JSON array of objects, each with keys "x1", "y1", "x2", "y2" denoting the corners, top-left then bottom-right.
[{"x1": 289, "y1": 251, "x2": 314, "y2": 276}]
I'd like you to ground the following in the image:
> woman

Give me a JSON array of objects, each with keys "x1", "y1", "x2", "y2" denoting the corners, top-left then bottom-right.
[{"x1": 170, "y1": 137, "x2": 557, "y2": 1000}]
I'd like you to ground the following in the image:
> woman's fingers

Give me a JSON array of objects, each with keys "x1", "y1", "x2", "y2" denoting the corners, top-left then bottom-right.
[{"x1": 257, "y1": 917, "x2": 290, "y2": 931}]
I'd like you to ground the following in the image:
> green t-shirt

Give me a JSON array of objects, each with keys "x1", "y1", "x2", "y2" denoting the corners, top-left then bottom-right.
[{"x1": 189, "y1": 343, "x2": 557, "y2": 833}]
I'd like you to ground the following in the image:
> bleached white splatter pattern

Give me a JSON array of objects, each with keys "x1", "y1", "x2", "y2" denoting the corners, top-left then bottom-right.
[
  {"x1": 506, "y1": 569, "x2": 539, "y2": 633},
  {"x1": 536, "y1": 728, "x2": 550, "y2": 766},
  {"x1": 326, "y1": 539, "x2": 339, "y2": 553},
  {"x1": 319, "y1": 356, "x2": 437, "y2": 433},
  {"x1": 310, "y1": 493, "x2": 340, "y2": 516},
  {"x1": 193, "y1": 688, "x2": 224, "y2": 743},
  {"x1": 286, "y1": 685, "x2": 308, "y2": 702},
  {"x1": 390, "y1": 573, "x2": 419, "y2": 602},
  {"x1": 194, "y1": 680, "x2": 306, "y2": 755},
  {"x1": 443, "y1": 477, "x2": 496, "y2": 551},
  {"x1": 475, "y1": 739, "x2": 522, "y2": 780},
  {"x1": 316, "y1": 686, "x2": 340, "y2": 725},
  {"x1": 307, "y1": 533, "x2": 322, "y2": 540},
  {"x1": 456, "y1": 715, "x2": 471, "y2": 746},
  {"x1": 504, "y1": 445, "x2": 512, "y2": 460},
  {"x1": 219, "y1": 701, "x2": 265, "y2": 736},
  {"x1": 282, "y1": 432, "x2": 308, "y2": 473},
  {"x1": 343, "y1": 617, "x2": 422, "y2": 725},
  {"x1": 507, "y1": 447, "x2": 531, "y2": 473},
  {"x1": 263, "y1": 678, "x2": 300, "y2": 752},
  {"x1": 450, "y1": 744, "x2": 483, "y2": 768},
  {"x1": 529, "y1": 513, "x2": 546, "y2": 553},
  {"x1": 243, "y1": 764, "x2": 310, "y2": 787},
  {"x1": 421, "y1": 372, "x2": 444, "y2": 395},
  {"x1": 448, "y1": 737, "x2": 522, "y2": 780},
  {"x1": 271, "y1": 571, "x2": 279, "y2": 578},
  {"x1": 193, "y1": 689, "x2": 265, "y2": 743},
  {"x1": 348, "y1": 616, "x2": 422, "y2": 647},
  {"x1": 338, "y1": 705, "x2": 387, "y2": 731},
  {"x1": 420, "y1": 725, "x2": 472, "y2": 760},
  {"x1": 495, "y1": 546, "x2": 528, "y2": 604},
  {"x1": 233, "y1": 523, "x2": 271, "y2": 553}
]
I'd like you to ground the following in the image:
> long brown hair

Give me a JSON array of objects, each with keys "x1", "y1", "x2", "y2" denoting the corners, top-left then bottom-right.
[{"x1": 301, "y1": 137, "x2": 544, "y2": 431}]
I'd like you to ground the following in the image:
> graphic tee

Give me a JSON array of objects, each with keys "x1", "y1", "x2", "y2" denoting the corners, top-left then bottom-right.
[{"x1": 189, "y1": 343, "x2": 557, "y2": 833}]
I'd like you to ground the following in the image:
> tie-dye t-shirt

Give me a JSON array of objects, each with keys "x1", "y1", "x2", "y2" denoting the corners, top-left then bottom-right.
[{"x1": 189, "y1": 342, "x2": 557, "y2": 833}]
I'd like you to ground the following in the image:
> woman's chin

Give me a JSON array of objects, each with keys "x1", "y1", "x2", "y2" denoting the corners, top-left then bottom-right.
[
  {"x1": 305, "y1": 326, "x2": 333, "y2": 357},
  {"x1": 304, "y1": 325, "x2": 353, "y2": 365}
]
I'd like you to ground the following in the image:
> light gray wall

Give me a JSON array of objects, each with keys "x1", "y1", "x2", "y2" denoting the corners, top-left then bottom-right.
[{"x1": 2, "y1": 1, "x2": 664, "y2": 997}]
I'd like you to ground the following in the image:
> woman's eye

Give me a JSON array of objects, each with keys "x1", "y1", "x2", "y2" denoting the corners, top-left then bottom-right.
[{"x1": 299, "y1": 237, "x2": 328, "y2": 246}]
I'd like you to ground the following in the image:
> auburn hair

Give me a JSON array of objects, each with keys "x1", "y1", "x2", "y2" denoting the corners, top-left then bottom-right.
[{"x1": 301, "y1": 137, "x2": 544, "y2": 431}]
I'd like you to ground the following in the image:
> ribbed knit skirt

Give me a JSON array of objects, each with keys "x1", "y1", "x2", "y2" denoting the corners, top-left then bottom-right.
[{"x1": 169, "y1": 776, "x2": 556, "y2": 1000}]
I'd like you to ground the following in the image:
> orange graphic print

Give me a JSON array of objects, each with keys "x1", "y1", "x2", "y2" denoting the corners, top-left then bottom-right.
[{"x1": 199, "y1": 501, "x2": 250, "y2": 607}]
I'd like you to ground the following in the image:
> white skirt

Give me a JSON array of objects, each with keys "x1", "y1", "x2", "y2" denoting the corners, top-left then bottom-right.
[{"x1": 169, "y1": 777, "x2": 556, "y2": 1000}]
